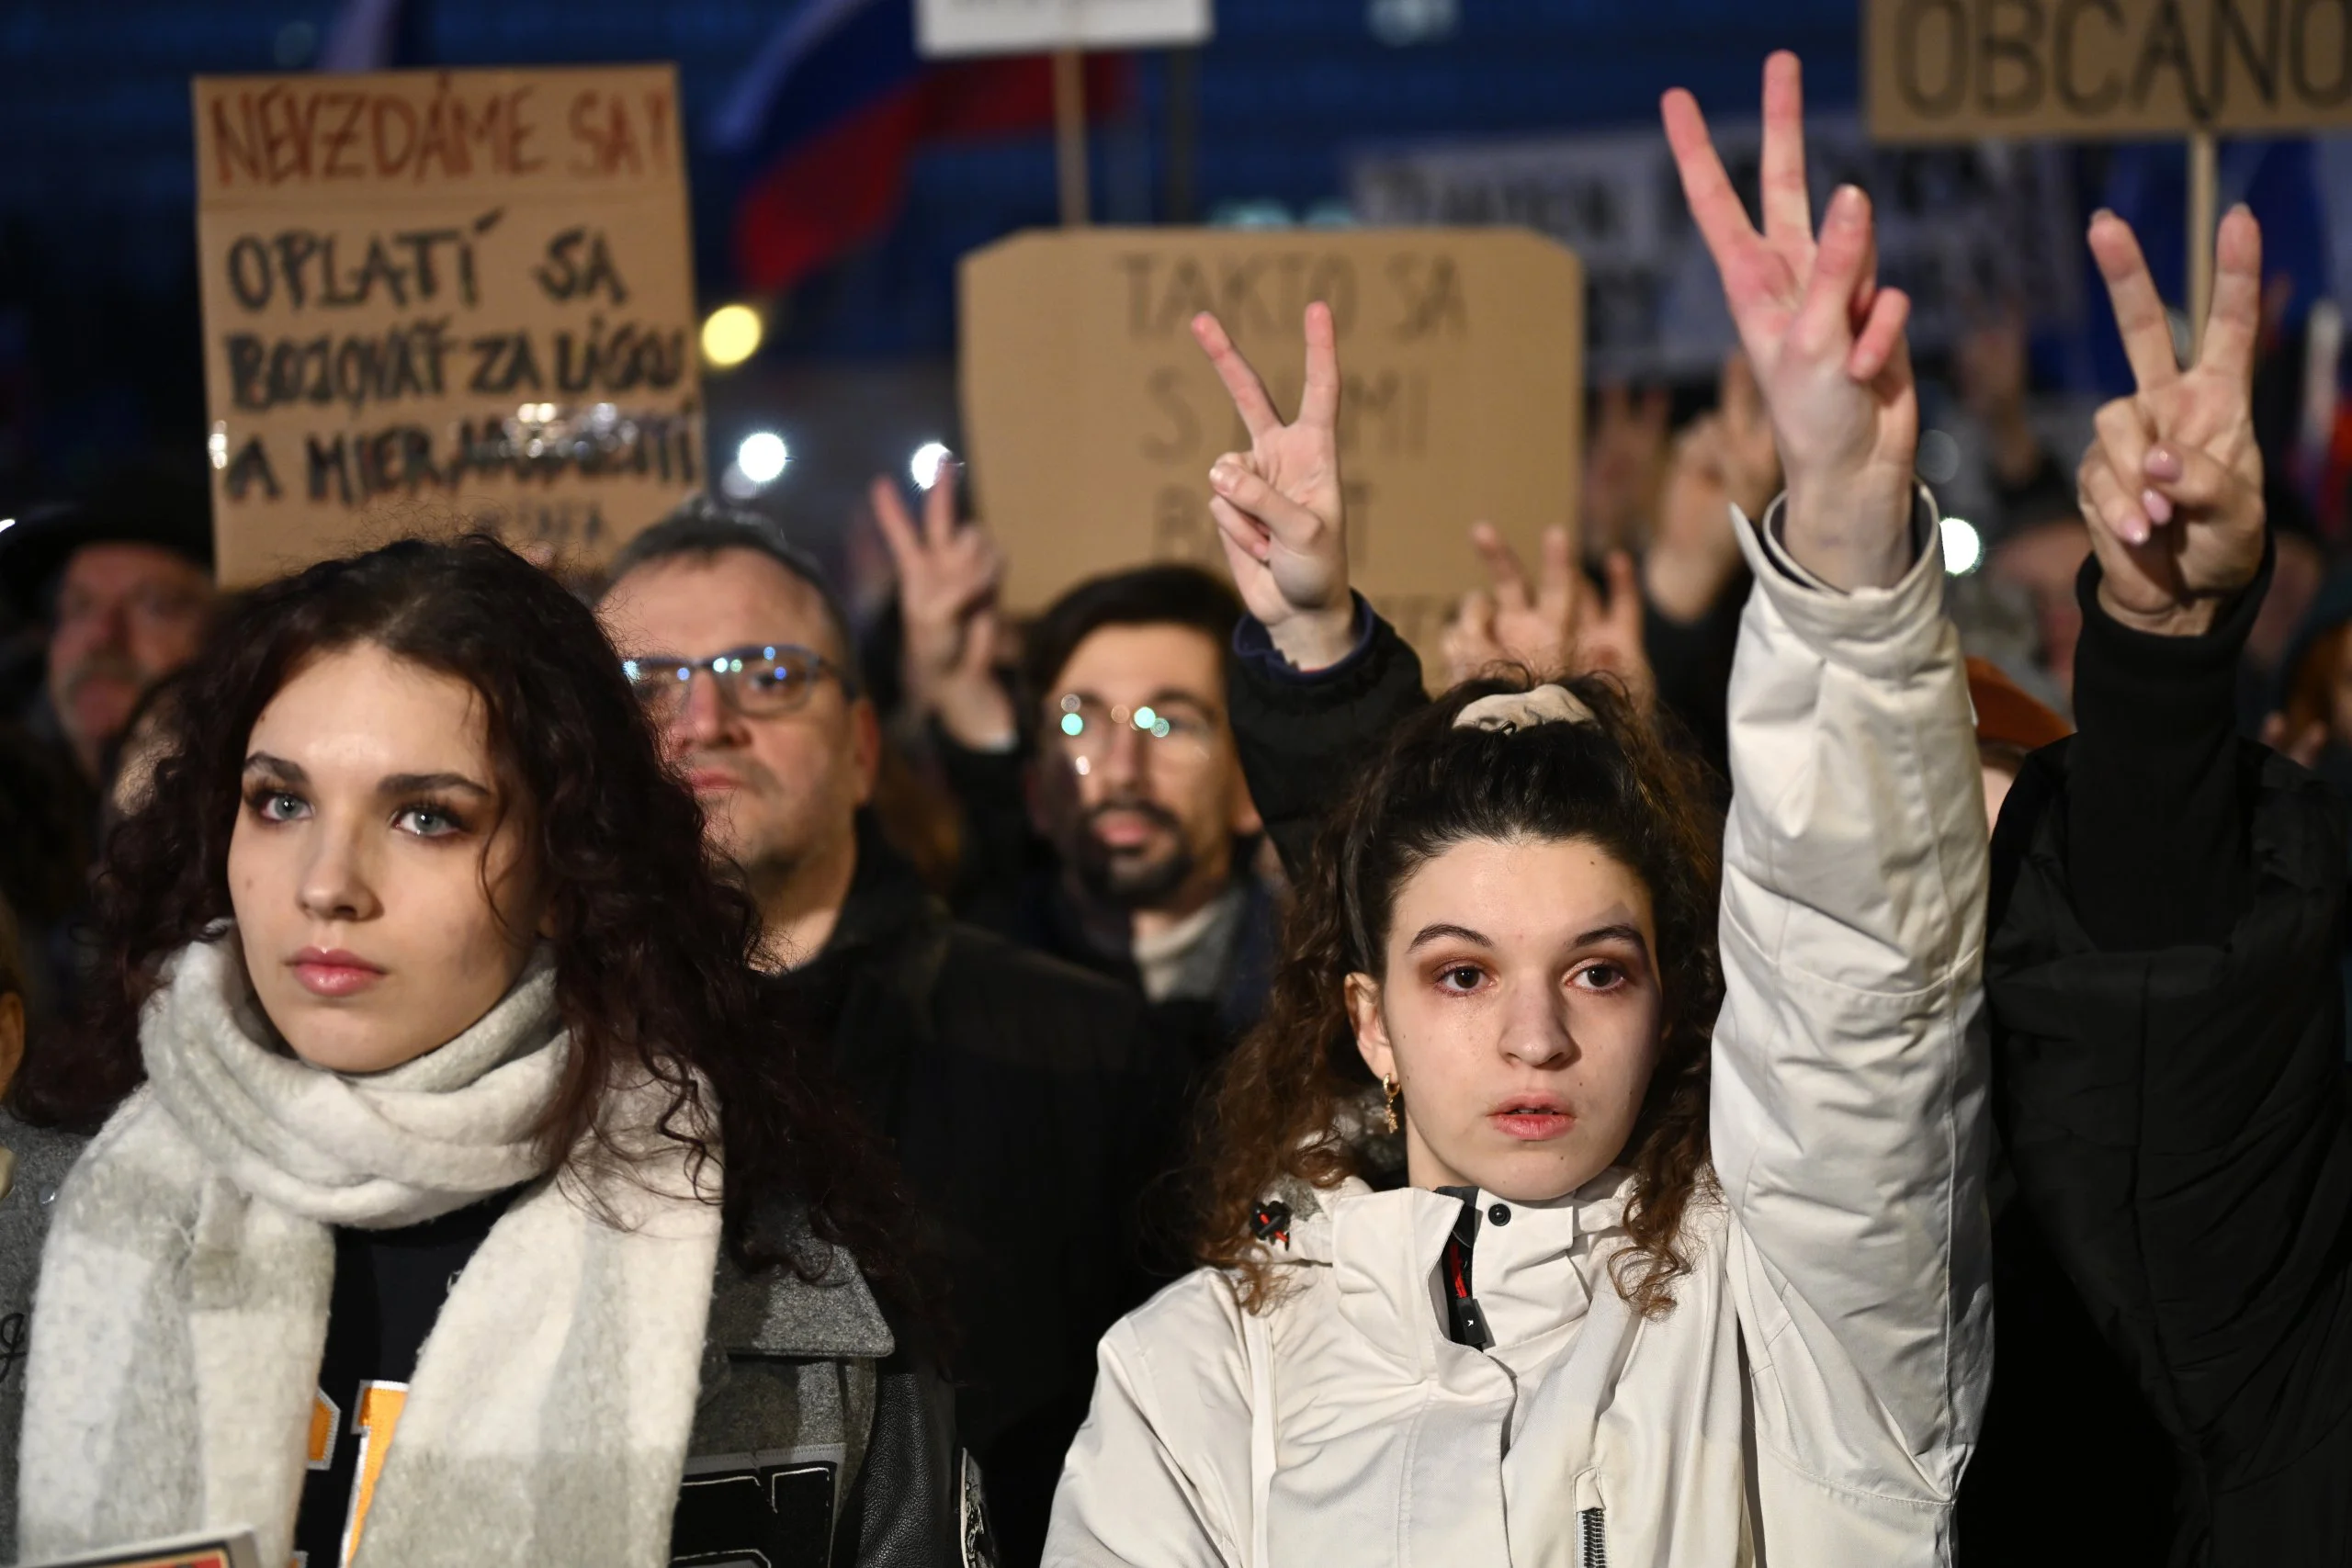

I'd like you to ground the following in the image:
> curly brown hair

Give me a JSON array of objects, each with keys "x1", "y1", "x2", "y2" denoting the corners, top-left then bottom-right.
[
  {"x1": 15, "y1": 536, "x2": 927, "y2": 1313},
  {"x1": 1196, "y1": 673, "x2": 1723, "y2": 1318}
]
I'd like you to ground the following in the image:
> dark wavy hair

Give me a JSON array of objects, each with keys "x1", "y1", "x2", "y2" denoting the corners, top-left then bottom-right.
[
  {"x1": 1196, "y1": 673, "x2": 1724, "y2": 1318},
  {"x1": 21, "y1": 535, "x2": 922, "y2": 1298}
]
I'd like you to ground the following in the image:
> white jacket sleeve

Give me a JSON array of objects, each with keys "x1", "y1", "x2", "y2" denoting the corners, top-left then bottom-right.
[
  {"x1": 1045, "y1": 1282, "x2": 1254, "y2": 1568},
  {"x1": 1713, "y1": 493, "x2": 1992, "y2": 1551}
]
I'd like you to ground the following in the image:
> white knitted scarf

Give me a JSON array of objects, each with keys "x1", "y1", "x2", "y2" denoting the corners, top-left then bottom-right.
[{"x1": 18, "y1": 936, "x2": 723, "y2": 1567}]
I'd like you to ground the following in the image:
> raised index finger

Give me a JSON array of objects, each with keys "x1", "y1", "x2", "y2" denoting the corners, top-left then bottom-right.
[
  {"x1": 2196, "y1": 204, "x2": 2264, "y2": 387},
  {"x1": 1662, "y1": 86, "x2": 1760, "y2": 276},
  {"x1": 1192, "y1": 311, "x2": 1283, "y2": 440},
  {"x1": 2087, "y1": 210, "x2": 2181, "y2": 390}
]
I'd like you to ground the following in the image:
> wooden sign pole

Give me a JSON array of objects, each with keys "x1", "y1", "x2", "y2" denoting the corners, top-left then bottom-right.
[
  {"x1": 1054, "y1": 48, "x2": 1091, "y2": 227},
  {"x1": 2188, "y1": 129, "x2": 2218, "y2": 357}
]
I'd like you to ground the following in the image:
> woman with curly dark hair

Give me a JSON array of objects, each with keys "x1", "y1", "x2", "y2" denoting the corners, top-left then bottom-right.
[
  {"x1": 1048, "y1": 56, "x2": 1991, "y2": 1568},
  {"x1": 14, "y1": 534, "x2": 973, "y2": 1568}
]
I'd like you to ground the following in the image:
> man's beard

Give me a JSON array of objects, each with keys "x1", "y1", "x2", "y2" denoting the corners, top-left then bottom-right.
[{"x1": 1072, "y1": 798, "x2": 1197, "y2": 910}]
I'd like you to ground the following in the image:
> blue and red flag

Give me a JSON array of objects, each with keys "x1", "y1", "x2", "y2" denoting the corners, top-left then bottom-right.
[{"x1": 708, "y1": 0, "x2": 1130, "y2": 296}]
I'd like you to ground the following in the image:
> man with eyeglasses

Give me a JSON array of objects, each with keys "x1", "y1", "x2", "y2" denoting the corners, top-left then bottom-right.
[
  {"x1": 884, "y1": 499, "x2": 1275, "y2": 1070},
  {"x1": 0, "y1": 466, "x2": 218, "y2": 1032},
  {"x1": 595, "y1": 499, "x2": 1174, "y2": 1568}
]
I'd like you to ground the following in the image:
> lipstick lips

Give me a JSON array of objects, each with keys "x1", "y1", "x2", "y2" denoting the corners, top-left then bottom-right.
[
  {"x1": 1489, "y1": 1093, "x2": 1576, "y2": 1141},
  {"x1": 290, "y1": 947, "x2": 386, "y2": 998}
]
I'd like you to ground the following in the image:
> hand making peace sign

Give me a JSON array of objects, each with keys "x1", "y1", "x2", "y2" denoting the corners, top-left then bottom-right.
[
  {"x1": 872, "y1": 458, "x2": 1018, "y2": 748},
  {"x1": 1193, "y1": 302, "x2": 1359, "y2": 671},
  {"x1": 1662, "y1": 51, "x2": 1918, "y2": 591},
  {"x1": 2075, "y1": 206, "x2": 2267, "y2": 637}
]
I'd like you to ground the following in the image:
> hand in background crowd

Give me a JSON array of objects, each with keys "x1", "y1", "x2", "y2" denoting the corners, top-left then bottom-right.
[
  {"x1": 1193, "y1": 302, "x2": 1357, "y2": 671},
  {"x1": 1665, "y1": 51, "x2": 1918, "y2": 591},
  {"x1": 1442, "y1": 523, "x2": 1653, "y2": 710},
  {"x1": 1584, "y1": 382, "x2": 1673, "y2": 555},
  {"x1": 873, "y1": 459, "x2": 1018, "y2": 750},
  {"x1": 1646, "y1": 353, "x2": 1776, "y2": 624},
  {"x1": 2075, "y1": 207, "x2": 2267, "y2": 639},
  {"x1": 1956, "y1": 304, "x2": 2050, "y2": 491}
]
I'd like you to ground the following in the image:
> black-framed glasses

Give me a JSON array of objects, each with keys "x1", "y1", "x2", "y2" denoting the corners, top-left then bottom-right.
[{"x1": 621, "y1": 643, "x2": 859, "y2": 722}]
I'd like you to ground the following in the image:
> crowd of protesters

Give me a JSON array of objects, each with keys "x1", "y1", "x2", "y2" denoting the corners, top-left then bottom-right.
[{"x1": 2, "y1": 45, "x2": 2352, "y2": 1568}]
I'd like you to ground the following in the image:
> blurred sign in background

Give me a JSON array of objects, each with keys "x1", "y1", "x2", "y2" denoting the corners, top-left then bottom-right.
[{"x1": 1351, "y1": 115, "x2": 2083, "y2": 380}]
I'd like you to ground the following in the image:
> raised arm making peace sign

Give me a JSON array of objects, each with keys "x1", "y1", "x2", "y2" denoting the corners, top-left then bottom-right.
[
  {"x1": 1662, "y1": 51, "x2": 1917, "y2": 591},
  {"x1": 1193, "y1": 302, "x2": 1357, "y2": 671},
  {"x1": 2075, "y1": 206, "x2": 2267, "y2": 637}
]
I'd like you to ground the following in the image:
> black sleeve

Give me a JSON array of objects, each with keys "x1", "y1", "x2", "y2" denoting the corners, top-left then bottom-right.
[
  {"x1": 2061, "y1": 544, "x2": 2266, "y2": 949},
  {"x1": 1987, "y1": 543, "x2": 2352, "y2": 1557},
  {"x1": 838, "y1": 1348, "x2": 970, "y2": 1568},
  {"x1": 1640, "y1": 565, "x2": 1747, "y2": 782},
  {"x1": 932, "y1": 726, "x2": 1042, "y2": 935},
  {"x1": 1227, "y1": 601, "x2": 1430, "y2": 878}
]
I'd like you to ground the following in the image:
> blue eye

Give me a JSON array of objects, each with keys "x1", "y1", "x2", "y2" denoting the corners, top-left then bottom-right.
[
  {"x1": 257, "y1": 791, "x2": 306, "y2": 822},
  {"x1": 396, "y1": 805, "x2": 462, "y2": 837}
]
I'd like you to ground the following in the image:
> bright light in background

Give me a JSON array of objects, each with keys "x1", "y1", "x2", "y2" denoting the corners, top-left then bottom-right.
[
  {"x1": 0, "y1": 518, "x2": 15, "y2": 535},
  {"x1": 702, "y1": 304, "x2": 764, "y2": 369},
  {"x1": 737, "y1": 432, "x2": 789, "y2": 485},
  {"x1": 910, "y1": 442, "x2": 952, "y2": 491},
  {"x1": 1939, "y1": 515, "x2": 1983, "y2": 576}
]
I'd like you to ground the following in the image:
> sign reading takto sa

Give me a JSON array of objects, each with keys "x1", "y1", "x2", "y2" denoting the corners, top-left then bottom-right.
[
  {"x1": 193, "y1": 65, "x2": 704, "y2": 588},
  {"x1": 958, "y1": 227, "x2": 1581, "y2": 658}
]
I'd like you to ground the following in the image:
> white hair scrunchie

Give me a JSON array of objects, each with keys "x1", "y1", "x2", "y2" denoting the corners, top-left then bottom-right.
[{"x1": 1452, "y1": 683, "x2": 1596, "y2": 734}]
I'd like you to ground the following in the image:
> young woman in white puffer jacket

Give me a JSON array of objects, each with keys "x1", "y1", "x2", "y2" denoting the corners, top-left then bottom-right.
[{"x1": 1045, "y1": 51, "x2": 1992, "y2": 1568}]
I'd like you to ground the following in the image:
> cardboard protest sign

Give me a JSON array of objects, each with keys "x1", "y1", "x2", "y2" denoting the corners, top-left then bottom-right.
[
  {"x1": 1351, "y1": 114, "x2": 2079, "y2": 379},
  {"x1": 22, "y1": 1527, "x2": 262, "y2": 1568},
  {"x1": 1867, "y1": 0, "x2": 2352, "y2": 141},
  {"x1": 193, "y1": 65, "x2": 702, "y2": 588},
  {"x1": 958, "y1": 228, "x2": 1581, "y2": 656},
  {"x1": 917, "y1": 0, "x2": 1213, "y2": 58}
]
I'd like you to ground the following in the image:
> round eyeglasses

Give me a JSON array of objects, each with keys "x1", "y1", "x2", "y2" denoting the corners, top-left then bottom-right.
[
  {"x1": 621, "y1": 643, "x2": 859, "y2": 722},
  {"x1": 1046, "y1": 694, "x2": 1219, "y2": 771}
]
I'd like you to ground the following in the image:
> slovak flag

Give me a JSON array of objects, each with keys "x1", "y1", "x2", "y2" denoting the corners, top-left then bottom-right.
[{"x1": 709, "y1": 0, "x2": 1130, "y2": 296}]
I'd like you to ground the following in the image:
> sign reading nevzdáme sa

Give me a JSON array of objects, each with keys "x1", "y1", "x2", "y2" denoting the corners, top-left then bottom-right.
[
  {"x1": 959, "y1": 228, "x2": 1581, "y2": 656},
  {"x1": 194, "y1": 66, "x2": 703, "y2": 587},
  {"x1": 1868, "y1": 0, "x2": 2352, "y2": 141}
]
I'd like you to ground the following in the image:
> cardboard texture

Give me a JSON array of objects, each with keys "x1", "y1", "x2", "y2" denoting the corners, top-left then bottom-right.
[
  {"x1": 958, "y1": 227, "x2": 1582, "y2": 659},
  {"x1": 193, "y1": 65, "x2": 703, "y2": 588},
  {"x1": 917, "y1": 0, "x2": 1213, "y2": 58},
  {"x1": 1867, "y1": 0, "x2": 2352, "y2": 141}
]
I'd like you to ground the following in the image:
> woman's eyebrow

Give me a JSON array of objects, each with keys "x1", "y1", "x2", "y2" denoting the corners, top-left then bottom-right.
[
  {"x1": 1407, "y1": 922, "x2": 1493, "y2": 951},
  {"x1": 243, "y1": 752, "x2": 304, "y2": 781},
  {"x1": 379, "y1": 772, "x2": 492, "y2": 797},
  {"x1": 1574, "y1": 923, "x2": 1650, "y2": 953}
]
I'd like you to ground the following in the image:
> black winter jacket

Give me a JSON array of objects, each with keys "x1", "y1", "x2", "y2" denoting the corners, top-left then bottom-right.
[
  {"x1": 762, "y1": 822, "x2": 1184, "y2": 1568},
  {"x1": 1988, "y1": 548, "x2": 2352, "y2": 1566}
]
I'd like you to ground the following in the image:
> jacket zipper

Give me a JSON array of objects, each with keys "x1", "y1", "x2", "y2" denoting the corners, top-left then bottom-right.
[{"x1": 1580, "y1": 1505, "x2": 1607, "y2": 1568}]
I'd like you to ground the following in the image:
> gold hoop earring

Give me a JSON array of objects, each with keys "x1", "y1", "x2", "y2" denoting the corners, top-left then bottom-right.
[{"x1": 1381, "y1": 1074, "x2": 1401, "y2": 1135}]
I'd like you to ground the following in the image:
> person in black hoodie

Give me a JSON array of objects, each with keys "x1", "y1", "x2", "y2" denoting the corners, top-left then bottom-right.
[
  {"x1": 598, "y1": 502, "x2": 1179, "y2": 1568},
  {"x1": 1987, "y1": 202, "x2": 2352, "y2": 1565}
]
